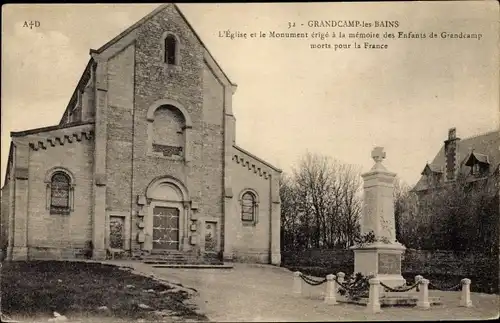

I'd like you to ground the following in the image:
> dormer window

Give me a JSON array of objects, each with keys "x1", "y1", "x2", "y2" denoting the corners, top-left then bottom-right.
[
  {"x1": 421, "y1": 163, "x2": 443, "y2": 185},
  {"x1": 465, "y1": 152, "x2": 490, "y2": 178}
]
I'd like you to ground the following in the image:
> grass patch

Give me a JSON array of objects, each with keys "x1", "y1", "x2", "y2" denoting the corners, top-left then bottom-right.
[{"x1": 1, "y1": 261, "x2": 208, "y2": 321}]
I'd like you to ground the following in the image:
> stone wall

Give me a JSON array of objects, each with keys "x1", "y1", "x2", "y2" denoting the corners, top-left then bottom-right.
[
  {"x1": 106, "y1": 43, "x2": 135, "y2": 215},
  {"x1": 1, "y1": 178, "x2": 11, "y2": 258}
]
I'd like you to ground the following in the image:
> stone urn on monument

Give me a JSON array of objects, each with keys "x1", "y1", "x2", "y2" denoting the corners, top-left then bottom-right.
[{"x1": 350, "y1": 147, "x2": 406, "y2": 288}]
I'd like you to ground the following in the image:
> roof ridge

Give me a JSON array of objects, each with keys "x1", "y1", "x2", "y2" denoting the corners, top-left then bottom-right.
[
  {"x1": 173, "y1": 4, "x2": 235, "y2": 86},
  {"x1": 95, "y1": 4, "x2": 169, "y2": 53},
  {"x1": 11, "y1": 121, "x2": 95, "y2": 137},
  {"x1": 460, "y1": 128, "x2": 499, "y2": 141}
]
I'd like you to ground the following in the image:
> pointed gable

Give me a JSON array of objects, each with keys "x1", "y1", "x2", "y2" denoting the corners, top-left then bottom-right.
[
  {"x1": 421, "y1": 163, "x2": 443, "y2": 176},
  {"x1": 91, "y1": 4, "x2": 236, "y2": 89},
  {"x1": 465, "y1": 152, "x2": 490, "y2": 166}
]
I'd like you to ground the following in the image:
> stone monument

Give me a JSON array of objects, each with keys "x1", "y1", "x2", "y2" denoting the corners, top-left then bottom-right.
[{"x1": 350, "y1": 147, "x2": 406, "y2": 288}]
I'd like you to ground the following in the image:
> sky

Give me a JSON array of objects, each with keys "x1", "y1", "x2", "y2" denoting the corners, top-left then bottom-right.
[{"x1": 1, "y1": 2, "x2": 499, "y2": 187}]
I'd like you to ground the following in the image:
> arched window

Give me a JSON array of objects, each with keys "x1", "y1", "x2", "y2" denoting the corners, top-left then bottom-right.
[
  {"x1": 147, "y1": 100, "x2": 193, "y2": 161},
  {"x1": 50, "y1": 172, "x2": 71, "y2": 214},
  {"x1": 241, "y1": 192, "x2": 256, "y2": 222},
  {"x1": 151, "y1": 105, "x2": 186, "y2": 158},
  {"x1": 165, "y1": 34, "x2": 177, "y2": 65}
]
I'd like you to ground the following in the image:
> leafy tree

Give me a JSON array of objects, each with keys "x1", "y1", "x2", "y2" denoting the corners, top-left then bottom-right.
[{"x1": 395, "y1": 172, "x2": 499, "y2": 253}]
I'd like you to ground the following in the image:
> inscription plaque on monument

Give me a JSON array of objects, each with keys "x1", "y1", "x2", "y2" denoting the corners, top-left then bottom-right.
[{"x1": 378, "y1": 253, "x2": 401, "y2": 274}]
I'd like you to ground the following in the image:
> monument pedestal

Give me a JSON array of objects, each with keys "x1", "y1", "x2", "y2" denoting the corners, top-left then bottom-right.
[
  {"x1": 351, "y1": 242, "x2": 406, "y2": 288},
  {"x1": 353, "y1": 147, "x2": 407, "y2": 290}
]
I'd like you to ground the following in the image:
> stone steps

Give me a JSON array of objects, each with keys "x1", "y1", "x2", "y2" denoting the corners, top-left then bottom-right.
[
  {"x1": 145, "y1": 260, "x2": 202, "y2": 263},
  {"x1": 141, "y1": 251, "x2": 223, "y2": 265},
  {"x1": 152, "y1": 263, "x2": 233, "y2": 269}
]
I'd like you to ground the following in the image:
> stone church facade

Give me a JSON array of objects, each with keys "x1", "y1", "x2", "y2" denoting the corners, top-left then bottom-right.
[{"x1": 1, "y1": 4, "x2": 282, "y2": 265}]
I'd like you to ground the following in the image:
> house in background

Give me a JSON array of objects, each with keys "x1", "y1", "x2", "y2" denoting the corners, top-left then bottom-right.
[
  {"x1": 408, "y1": 127, "x2": 499, "y2": 253},
  {"x1": 0, "y1": 4, "x2": 282, "y2": 265},
  {"x1": 413, "y1": 127, "x2": 500, "y2": 194}
]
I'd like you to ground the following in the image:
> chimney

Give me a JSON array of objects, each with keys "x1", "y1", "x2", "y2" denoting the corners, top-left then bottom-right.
[{"x1": 444, "y1": 127, "x2": 460, "y2": 181}]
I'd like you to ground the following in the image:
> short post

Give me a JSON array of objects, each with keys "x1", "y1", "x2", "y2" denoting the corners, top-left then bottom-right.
[
  {"x1": 417, "y1": 278, "x2": 430, "y2": 309},
  {"x1": 366, "y1": 277, "x2": 382, "y2": 313},
  {"x1": 293, "y1": 271, "x2": 302, "y2": 296},
  {"x1": 324, "y1": 274, "x2": 338, "y2": 305},
  {"x1": 415, "y1": 275, "x2": 423, "y2": 292},
  {"x1": 459, "y1": 278, "x2": 473, "y2": 307}
]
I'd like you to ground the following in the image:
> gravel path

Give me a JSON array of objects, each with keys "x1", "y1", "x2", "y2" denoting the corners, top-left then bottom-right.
[{"x1": 144, "y1": 263, "x2": 499, "y2": 322}]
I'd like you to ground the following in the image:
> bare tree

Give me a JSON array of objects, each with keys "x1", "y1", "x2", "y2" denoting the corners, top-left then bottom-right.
[
  {"x1": 279, "y1": 174, "x2": 300, "y2": 251},
  {"x1": 280, "y1": 152, "x2": 363, "y2": 251}
]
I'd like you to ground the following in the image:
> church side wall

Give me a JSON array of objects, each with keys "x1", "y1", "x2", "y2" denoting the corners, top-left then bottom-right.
[
  {"x1": 231, "y1": 160, "x2": 272, "y2": 263},
  {"x1": 24, "y1": 125, "x2": 94, "y2": 259}
]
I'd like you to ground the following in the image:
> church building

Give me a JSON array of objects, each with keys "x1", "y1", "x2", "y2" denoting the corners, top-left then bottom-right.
[{"x1": 1, "y1": 4, "x2": 282, "y2": 265}]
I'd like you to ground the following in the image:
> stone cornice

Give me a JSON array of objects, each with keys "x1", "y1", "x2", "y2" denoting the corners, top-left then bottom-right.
[
  {"x1": 233, "y1": 145, "x2": 282, "y2": 173},
  {"x1": 28, "y1": 130, "x2": 94, "y2": 151},
  {"x1": 232, "y1": 145, "x2": 282, "y2": 179},
  {"x1": 350, "y1": 242, "x2": 406, "y2": 251},
  {"x1": 232, "y1": 154, "x2": 271, "y2": 179},
  {"x1": 14, "y1": 124, "x2": 95, "y2": 151}
]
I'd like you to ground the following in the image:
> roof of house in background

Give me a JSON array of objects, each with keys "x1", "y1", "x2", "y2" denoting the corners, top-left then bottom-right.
[
  {"x1": 413, "y1": 129, "x2": 500, "y2": 191},
  {"x1": 421, "y1": 163, "x2": 444, "y2": 175}
]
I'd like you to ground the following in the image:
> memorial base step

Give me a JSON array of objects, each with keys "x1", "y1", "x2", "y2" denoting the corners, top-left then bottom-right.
[{"x1": 339, "y1": 295, "x2": 442, "y2": 307}]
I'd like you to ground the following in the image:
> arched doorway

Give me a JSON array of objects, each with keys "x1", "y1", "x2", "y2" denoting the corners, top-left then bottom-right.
[{"x1": 145, "y1": 177, "x2": 190, "y2": 252}]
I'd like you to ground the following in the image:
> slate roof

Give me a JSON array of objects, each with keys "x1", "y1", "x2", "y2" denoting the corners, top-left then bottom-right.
[{"x1": 413, "y1": 129, "x2": 500, "y2": 191}]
